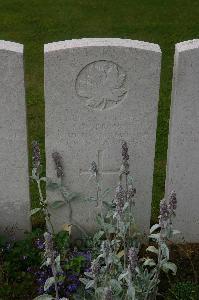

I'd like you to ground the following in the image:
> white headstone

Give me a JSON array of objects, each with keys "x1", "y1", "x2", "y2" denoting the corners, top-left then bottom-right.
[
  {"x1": 45, "y1": 38, "x2": 161, "y2": 237},
  {"x1": 165, "y1": 39, "x2": 199, "y2": 242},
  {"x1": 0, "y1": 41, "x2": 31, "y2": 239}
]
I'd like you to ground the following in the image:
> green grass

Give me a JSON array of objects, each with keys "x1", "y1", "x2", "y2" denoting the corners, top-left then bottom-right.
[{"x1": 0, "y1": 0, "x2": 198, "y2": 226}]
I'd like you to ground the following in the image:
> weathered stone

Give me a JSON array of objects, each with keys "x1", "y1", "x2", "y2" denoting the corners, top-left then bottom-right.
[
  {"x1": 0, "y1": 41, "x2": 31, "y2": 239},
  {"x1": 165, "y1": 39, "x2": 199, "y2": 242},
  {"x1": 45, "y1": 38, "x2": 161, "y2": 237}
]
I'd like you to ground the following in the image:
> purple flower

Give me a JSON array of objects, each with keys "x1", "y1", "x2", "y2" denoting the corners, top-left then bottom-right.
[
  {"x1": 89, "y1": 161, "x2": 98, "y2": 176},
  {"x1": 128, "y1": 247, "x2": 138, "y2": 273},
  {"x1": 168, "y1": 190, "x2": 177, "y2": 214},
  {"x1": 68, "y1": 274, "x2": 78, "y2": 281},
  {"x1": 67, "y1": 283, "x2": 78, "y2": 293},
  {"x1": 159, "y1": 199, "x2": 170, "y2": 228},
  {"x1": 121, "y1": 141, "x2": 130, "y2": 175},
  {"x1": 35, "y1": 238, "x2": 45, "y2": 250},
  {"x1": 114, "y1": 184, "x2": 126, "y2": 216}
]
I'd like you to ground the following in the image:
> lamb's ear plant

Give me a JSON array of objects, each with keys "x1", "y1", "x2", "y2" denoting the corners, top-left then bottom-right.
[
  {"x1": 80, "y1": 141, "x2": 179, "y2": 300},
  {"x1": 30, "y1": 141, "x2": 55, "y2": 234},
  {"x1": 31, "y1": 141, "x2": 69, "y2": 300}
]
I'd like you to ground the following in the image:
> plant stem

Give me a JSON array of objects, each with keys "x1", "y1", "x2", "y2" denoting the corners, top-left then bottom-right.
[{"x1": 37, "y1": 179, "x2": 55, "y2": 234}]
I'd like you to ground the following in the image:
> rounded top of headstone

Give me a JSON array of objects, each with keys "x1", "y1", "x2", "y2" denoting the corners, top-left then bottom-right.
[
  {"x1": 44, "y1": 38, "x2": 161, "y2": 53},
  {"x1": 176, "y1": 39, "x2": 199, "y2": 53},
  {"x1": 0, "y1": 40, "x2": 23, "y2": 53}
]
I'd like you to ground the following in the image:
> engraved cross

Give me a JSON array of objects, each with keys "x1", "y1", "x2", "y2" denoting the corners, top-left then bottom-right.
[{"x1": 79, "y1": 150, "x2": 120, "y2": 178}]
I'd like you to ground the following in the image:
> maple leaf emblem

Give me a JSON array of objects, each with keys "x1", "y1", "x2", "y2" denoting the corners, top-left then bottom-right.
[{"x1": 76, "y1": 61, "x2": 127, "y2": 110}]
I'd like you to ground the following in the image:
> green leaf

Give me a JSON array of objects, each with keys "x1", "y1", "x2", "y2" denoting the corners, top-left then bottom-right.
[
  {"x1": 44, "y1": 277, "x2": 55, "y2": 292},
  {"x1": 161, "y1": 261, "x2": 177, "y2": 275},
  {"x1": 33, "y1": 294, "x2": 54, "y2": 300},
  {"x1": 150, "y1": 224, "x2": 160, "y2": 234},
  {"x1": 146, "y1": 246, "x2": 158, "y2": 255},
  {"x1": 30, "y1": 207, "x2": 41, "y2": 216},
  {"x1": 50, "y1": 200, "x2": 66, "y2": 209}
]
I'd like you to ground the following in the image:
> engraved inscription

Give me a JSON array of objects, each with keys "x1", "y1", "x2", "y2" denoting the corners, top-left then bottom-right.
[{"x1": 76, "y1": 60, "x2": 127, "y2": 110}]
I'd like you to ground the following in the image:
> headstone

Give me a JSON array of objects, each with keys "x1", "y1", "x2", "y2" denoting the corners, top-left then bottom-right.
[
  {"x1": 165, "y1": 39, "x2": 199, "y2": 242},
  {"x1": 45, "y1": 38, "x2": 161, "y2": 237},
  {"x1": 0, "y1": 41, "x2": 31, "y2": 239}
]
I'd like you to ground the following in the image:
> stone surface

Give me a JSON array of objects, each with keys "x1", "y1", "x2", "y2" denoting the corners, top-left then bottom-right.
[
  {"x1": 45, "y1": 38, "x2": 161, "y2": 237},
  {"x1": 165, "y1": 39, "x2": 199, "y2": 242},
  {"x1": 0, "y1": 41, "x2": 31, "y2": 239}
]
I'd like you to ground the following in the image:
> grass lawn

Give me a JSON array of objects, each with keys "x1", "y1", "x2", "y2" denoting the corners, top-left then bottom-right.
[{"x1": 0, "y1": 0, "x2": 199, "y2": 226}]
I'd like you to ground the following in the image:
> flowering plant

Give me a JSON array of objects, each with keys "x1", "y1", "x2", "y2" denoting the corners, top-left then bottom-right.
[{"x1": 80, "y1": 142, "x2": 178, "y2": 300}]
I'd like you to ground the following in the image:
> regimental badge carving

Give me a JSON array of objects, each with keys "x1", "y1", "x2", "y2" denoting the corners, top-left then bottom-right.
[{"x1": 75, "y1": 60, "x2": 127, "y2": 110}]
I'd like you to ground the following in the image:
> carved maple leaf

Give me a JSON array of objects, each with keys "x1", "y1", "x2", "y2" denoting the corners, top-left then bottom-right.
[{"x1": 76, "y1": 61, "x2": 127, "y2": 110}]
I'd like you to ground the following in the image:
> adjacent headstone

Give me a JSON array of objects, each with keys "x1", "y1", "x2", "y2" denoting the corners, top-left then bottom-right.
[
  {"x1": 165, "y1": 39, "x2": 199, "y2": 242},
  {"x1": 0, "y1": 41, "x2": 31, "y2": 239},
  {"x1": 45, "y1": 38, "x2": 161, "y2": 237}
]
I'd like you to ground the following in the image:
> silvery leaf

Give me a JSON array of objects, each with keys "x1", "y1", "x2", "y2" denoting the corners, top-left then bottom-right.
[
  {"x1": 85, "y1": 279, "x2": 95, "y2": 289},
  {"x1": 50, "y1": 200, "x2": 65, "y2": 209},
  {"x1": 79, "y1": 277, "x2": 89, "y2": 285},
  {"x1": 44, "y1": 277, "x2": 55, "y2": 292},
  {"x1": 118, "y1": 270, "x2": 129, "y2": 281},
  {"x1": 46, "y1": 179, "x2": 60, "y2": 190},
  {"x1": 110, "y1": 279, "x2": 122, "y2": 295},
  {"x1": 146, "y1": 246, "x2": 158, "y2": 255},
  {"x1": 33, "y1": 294, "x2": 54, "y2": 300},
  {"x1": 150, "y1": 224, "x2": 160, "y2": 234},
  {"x1": 143, "y1": 258, "x2": 156, "y2": 267},
  {"x1": 172, "y1": 229, "x2": 181, "y2": 235},
  {"x1": 127, "y1": 285, "x2": 136, "y2": 300},
  {"x1": 160, "y1": 243, "x2": 169, "y2": 260},
  {"x1": 161, "y1": 261, "x2": 177, "y2": 275},
  {"x1": 30, "y1": 208, "x2": 41, "y2": 216},
  {"x1": 149, "y1": 233, "x2": 160, "y2": 241}
]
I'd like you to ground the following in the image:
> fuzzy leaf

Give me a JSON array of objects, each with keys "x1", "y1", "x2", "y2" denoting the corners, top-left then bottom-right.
[
  {"x1": 150, "y1": 224, "x2": 160, "y2": 234},
  {"x1": 50, "y1": 200, "x2": 66, "y2": 209},
  {"x1": 172, "y1": 229, "x2": 181, "y2": 235},
  {"x1": 44, "y1": 277, "x2": 55, "y2": 292},
  {"x1": 85, "y1": 279, "x2": 95, "y2": 289},
  {"x1": 127, "y1": 285, "x2": 136, "y2": 299},
  {"x1": 143, "y1": 258, "x2": 156, "y2": 267},
  {"x1": 146, "y1": 246, "x2": 158, "y2": 255},
  {"x1": 117, "y1": 250, "x2": 124, "y2": 258},
  {"x1": 118, "y1": 270, "x2": 129, "y2": 281},
  {"x1": 149, "y1": 233, "x2": 160, "y2": 241},
  {"x1": 40, "y1": 177, "x2": 47, "y2": 182},
  {"x1": 160, "y1": 243, "x2": 169, "y2": 260},
  {"x1": 79, "y1": 277, "x2": 89, "y2": 285},
  {"x1": 161, "y1": 261, "x2": 177, "y2": 275},
  {"x1": 33, "y1": 295, "x2": 54, "y2": 300},
  {"x1": 93, "y1": 230, "x2": 104, "y2": 242},
  {"x1": 30, "y1": 208, "x2": 41, "y2": 216},
  {"x1": 46, "y1": 179, "x2": 60, "y2": 190},
  {"x1": 110, "y1": 279, "x2": 122, "y2": 295}
]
